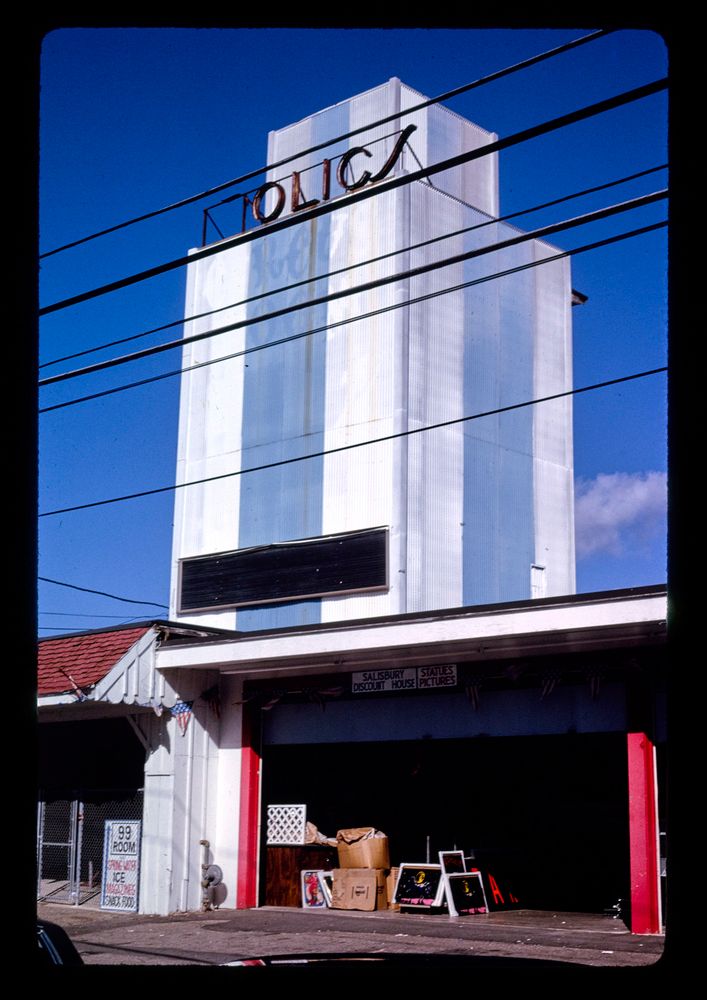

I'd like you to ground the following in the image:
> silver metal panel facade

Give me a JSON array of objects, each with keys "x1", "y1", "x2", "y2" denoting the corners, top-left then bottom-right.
[
  {"x1": 321, "y1": 188, "x2": 408, "y2": 622},
  {"x1": 399, "y1": 80, "x2": 499, "y2": 216},
  {"x1": 265, "y1": 79, "x2": 498, "y2": 219},
  {"x1": 170, "y1": 80, "x2": 574, "y2": 629}
]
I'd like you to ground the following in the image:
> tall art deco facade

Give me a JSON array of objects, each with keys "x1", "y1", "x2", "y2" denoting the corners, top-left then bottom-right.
[
  {"x1": 169, "y1": 78, "x2": 576, "y2": 629},
  {"x1": 38, "y1": 81, "x2": 667, "y2": 931}
]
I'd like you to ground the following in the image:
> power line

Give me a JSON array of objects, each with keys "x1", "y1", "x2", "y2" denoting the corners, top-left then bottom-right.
[
  {"x1": 38, "y1": 576, "x2": 168, "y2": 607},
  {"x1": 39, "y1": 614, "x2": 155, "y2": 633},
  {"x1": 39, "y1": 29, "x2": 612, "y2": 260},
  {"x1": 39, "y1": 189, "x2": 667, "y2": 390},
  {"x1": 39, "y1": 219, "x2": 668, "y2": 414},
  {"x1": 37, "y1": 605, "x2": 155, "y2": 639},
  {"x1": 39, "y1": 163, "x2": 668, "y2": 372},
  {"x1": 39, "y1": 366, "x2": 667, "y2": 518},
  {"x1": 39, "y1": 77, "x2": 667, "y2": 318},
  {"x1": 39, "y1": 611, "x2": 150, "y2": 619}
]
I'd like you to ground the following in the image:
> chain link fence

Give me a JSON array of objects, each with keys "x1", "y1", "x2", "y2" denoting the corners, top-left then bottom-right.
[{"x1": 37, "y1": 789, "x2": 143, "y2": 906}]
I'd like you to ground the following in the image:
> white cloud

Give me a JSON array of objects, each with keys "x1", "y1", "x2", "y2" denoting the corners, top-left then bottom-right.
[{"x1": 574, "y1": 471, "x2": 667, "y2": 559}]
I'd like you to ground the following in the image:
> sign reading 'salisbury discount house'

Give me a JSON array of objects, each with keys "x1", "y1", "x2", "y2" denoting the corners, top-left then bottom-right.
[
  {"x1": 249, "y1": 124, "x2": 417, "y2": 226},
  {"x1": 351, "y1": 664, "x2": 457, "y2": 694}
]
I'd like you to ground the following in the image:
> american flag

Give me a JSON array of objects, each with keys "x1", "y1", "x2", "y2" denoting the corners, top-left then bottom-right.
[{"x1": 171, "y1": 700, "x2": 194, "y2": 736}]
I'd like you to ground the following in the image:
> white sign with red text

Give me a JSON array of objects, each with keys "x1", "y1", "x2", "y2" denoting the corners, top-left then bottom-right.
[{"x1": 100, "y1": 820, "x2": 141, "y2": 912}]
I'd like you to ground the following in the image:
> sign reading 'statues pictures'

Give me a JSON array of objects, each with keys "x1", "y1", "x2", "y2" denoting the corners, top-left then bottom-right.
[
  {"x1": 100, "y1": 820, "x2": 141, "y2": 912},
  {"x1": 351, "y1": 664, "x2": 457, "y2": 694},
  {"x1": 417, "y1": 664, "x2": 457, "y2": 689}
]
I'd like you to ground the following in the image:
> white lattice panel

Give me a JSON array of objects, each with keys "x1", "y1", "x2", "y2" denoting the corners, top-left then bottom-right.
[{"x1": 266, "y1": 804, "x2": 307, "y2": 845}]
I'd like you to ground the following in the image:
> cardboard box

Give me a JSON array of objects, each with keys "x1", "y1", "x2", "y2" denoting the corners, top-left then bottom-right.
[
  {"x1": 387, "y1": 867, "x2": 400, "y2": 911},
  {"x1": 336, "y1": 828, "x2": 390, "y2": 869},
  {"x1": 331, "y1": 868, "x2": 387, "y2": 911}
]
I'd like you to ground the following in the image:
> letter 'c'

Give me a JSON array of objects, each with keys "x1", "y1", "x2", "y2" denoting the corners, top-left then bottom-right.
[{"x1": 336, "y1": 147, "x2": 373, "y2": 191}]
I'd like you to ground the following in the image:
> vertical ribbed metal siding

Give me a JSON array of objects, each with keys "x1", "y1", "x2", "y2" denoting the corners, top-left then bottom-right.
[
  {"x1": 531, "y1": 242, "x2": 575, "y2": 595},
  {"x1": 400, "y1": 81, "x2": 498, "y2": 216},
  {"x1": 462, "y1": 219, "x2": 536, "y2": 605},
  {"x1": 236, "y1": 218, "x2": 328, "y2": 631},
  {"x1": 170, "y1": 80, "x2": 574, "y2": 629},
  {"x1": 319, "y1": 79, "x2": 410, "y2": 622},
  {"x1": 170, "y1": 244, "x2": 251, "y2": 628},
  {"x1": 321, "y1": 188, "x2": 406, "y2": 622},
  {"x1": 406, "y1": 183, "x2": 465, "y2": 611}
]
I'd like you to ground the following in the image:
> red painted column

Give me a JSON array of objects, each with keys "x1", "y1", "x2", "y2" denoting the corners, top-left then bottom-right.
[
  {"x1": 627, "y1": 732, "x2": 661, "y2": 934},
  {"x1": 236, "y1": 705, "x2": 261, "y2": 908}
]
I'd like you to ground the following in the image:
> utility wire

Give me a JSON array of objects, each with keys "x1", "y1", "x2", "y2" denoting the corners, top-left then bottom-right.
[
  {"x1": 39, "y1": 366, "x2": 667, "y2": 518},
  {"x1": 39, "y1": 189, "x2": 667, "y2": 389},
  {"x1": 39, "y1": 77, "x2": 667, "y2": 317},
  {"x1": 39, "y1": 163, "x2": 668, "y2": 371},
  {"x1": 39, "y1": 29, "x2": 612, "y2": 260},
  {"x1": 38, "y1": 575, "x2": 168, "y2": 607},
  {"x1": 39, "y1": 219, "x2": 668, "y2": 414},
  {"x1": 39, "y1": 614, "x2": 157, "y2": 633},
  {"x1": 39, "y1": 611, "x2": 151, "y2": 619},
  {"x1": 39, "y1": 626, "x2": 109, "y2": 631}
]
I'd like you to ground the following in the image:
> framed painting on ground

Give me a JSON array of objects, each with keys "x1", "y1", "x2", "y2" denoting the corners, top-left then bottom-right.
[
  {"x1": 445, "y1": 871, "x2": 489, "y2": 916},
  {"x1": 393, "y1": 864, "x2": 445, "y2": 907},
  {"x1": 301, "y1": 869, "x2": 330, "y2": 908},
  {"x1": 438, "y1": 850, "x2": 466, "y2": 874}
]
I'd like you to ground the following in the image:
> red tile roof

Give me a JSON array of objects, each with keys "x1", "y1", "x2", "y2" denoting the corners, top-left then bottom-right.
[{"x1": 38, "y1": 625, "x2": 154, "y2": 697}]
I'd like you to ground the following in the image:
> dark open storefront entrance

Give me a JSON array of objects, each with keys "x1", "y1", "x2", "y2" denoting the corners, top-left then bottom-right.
[
  {"x1": 37, "y1": 717, "x2": 146, "y2": 906},
  {"x1": 38, "y1": 717, "x2": 146, "y2": 791},
  {"x1": 261, "y1": 732, "x2": 629, "y2": 913}
]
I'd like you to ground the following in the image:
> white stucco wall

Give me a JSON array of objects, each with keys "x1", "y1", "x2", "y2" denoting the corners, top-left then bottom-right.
[{"x1": 139, "y1": 669, "x2": 219, "y2": 914}]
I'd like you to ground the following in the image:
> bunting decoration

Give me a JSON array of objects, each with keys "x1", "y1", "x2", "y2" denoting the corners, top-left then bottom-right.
[
  {"x1": 587, "y1": 669, "x2": 604, "y2": 701},
  {"x1": 540, "y1": 669, "x2": 562, "y2": 699},
  {"x1": 201, "y1": 685, "x2": 221, "y2": 719},
  {"x1": 171, "y1": 700, "x2": 194, "y2": 736},
  {"x1": 465, "y1": 670, "x2": 485, "y2": 710},
  {"x1": 465, "y1": 682, "x2": 481, "y2": 711}
]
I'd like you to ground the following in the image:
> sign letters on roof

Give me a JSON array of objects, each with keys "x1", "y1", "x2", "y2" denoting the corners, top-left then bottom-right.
[{"x1": 250, "y1": 124, "x2": 417, "y2": 225}]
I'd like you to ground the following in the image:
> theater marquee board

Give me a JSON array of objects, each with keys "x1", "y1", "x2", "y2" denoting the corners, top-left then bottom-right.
[
  {"x1": 100, "y1": 820, "x2": 141, "y2": 912},
  {"x1": 351, "y1": 665, "x2": 457, "y2": 694}
]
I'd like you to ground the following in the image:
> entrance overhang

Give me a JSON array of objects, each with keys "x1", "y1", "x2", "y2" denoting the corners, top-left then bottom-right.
[{"x1": 156, "y1": 588, "x2": 667, "y2": 679}]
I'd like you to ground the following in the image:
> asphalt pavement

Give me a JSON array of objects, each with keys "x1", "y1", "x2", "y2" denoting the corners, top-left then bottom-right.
[{"x1": 37, "y1": 899, "x2": 667, "y2": 974}]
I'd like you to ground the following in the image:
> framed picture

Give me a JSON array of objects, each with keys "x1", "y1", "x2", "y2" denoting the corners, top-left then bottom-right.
[
  {"x1": 445, "y1": 871, "x2": 489, "y2": 916},
  {"x1": 300, "y1": 869, "x2": 329, "y2": 908},
  {"x1": 393, "y1": 864, "x2": 445, "y2": 907},
  {"x1": 438, "y1": 850, "x2": 466, "y2": 874}
]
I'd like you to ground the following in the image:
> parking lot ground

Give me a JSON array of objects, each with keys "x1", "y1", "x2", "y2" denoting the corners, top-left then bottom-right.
[{"x1": 37, "y1": 900, "x2": 667, "y2": 971}]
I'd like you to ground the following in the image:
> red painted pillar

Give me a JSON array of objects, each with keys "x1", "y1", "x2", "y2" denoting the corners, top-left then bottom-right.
[
  {"x1": 627, "y1": 732, "x2": 661, "y2": 934},
  {"x1": 236, "y1": 705, "x2": 261, "y2": 908}
]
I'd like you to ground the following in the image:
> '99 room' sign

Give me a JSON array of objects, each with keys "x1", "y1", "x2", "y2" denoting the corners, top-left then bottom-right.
[{"x1": 100, "y1": 820, "x2": 141, "y2": 912}]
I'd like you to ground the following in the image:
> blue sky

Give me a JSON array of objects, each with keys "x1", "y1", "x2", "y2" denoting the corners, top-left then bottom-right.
[{"x1": 38, "y1": 27, "x2": 668, "y2": 635}]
